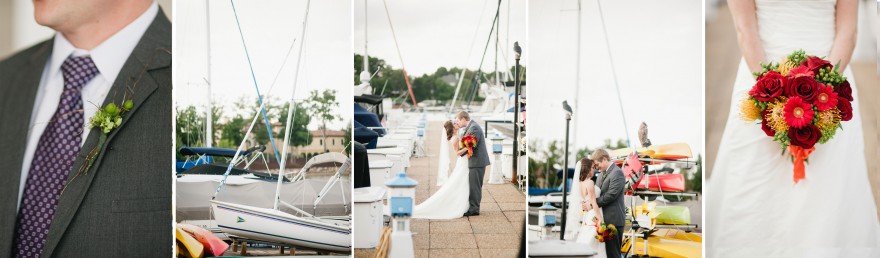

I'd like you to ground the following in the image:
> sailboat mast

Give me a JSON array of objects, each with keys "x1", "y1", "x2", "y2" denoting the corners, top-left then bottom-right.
[
  {"x1": 571, "y1": 0, "x2": 581, "y2": 151},
  {"x1": 205, "y1": 0, "x2": 213, "y2": 148},
  {"x1": 276, "y1": 0, "x2": 312, "y2": 210},
  {"x1": 363, "y1": 0, "x2": 368, "y2": 78},
  {"x1": 494, "y1": 1, "x2": 499, "y2": 95}
]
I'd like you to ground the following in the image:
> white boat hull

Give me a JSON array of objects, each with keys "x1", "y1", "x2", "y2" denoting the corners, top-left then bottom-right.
[{"x1": 211, "y1": 200, "x2": 351, "y2": 252}]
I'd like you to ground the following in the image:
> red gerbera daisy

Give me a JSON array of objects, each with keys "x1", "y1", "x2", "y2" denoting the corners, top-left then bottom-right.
[
  {"x1": 783, "y1": 96, "x2": 815, "y2": 129},
  {"x1": 813, "y1": 84, "x2": 839, "y2": 111},
  {"x1": 788, "y1": 65, "x2": 814, "y2": 78}
]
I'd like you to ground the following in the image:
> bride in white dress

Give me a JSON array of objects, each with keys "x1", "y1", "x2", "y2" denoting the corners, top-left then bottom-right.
[
  {"x1": 413, "y1": 121, "x2": 470, "y2": 219},
  {"x1": 707, "y1": 0, "x2": 880, "y2": 257},
  {"x1": 565, "y1": 158, "x2": 608, "y2": 258}
]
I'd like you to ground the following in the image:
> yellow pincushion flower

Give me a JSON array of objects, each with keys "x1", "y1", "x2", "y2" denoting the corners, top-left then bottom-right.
[
  {"x1": 816, "y1": 108, "x2": 841, "y2": 132},
  {"x1": 739, "y1": 95, "x2": 763, "y2": 122},
  {"x1": 766, "y1": 98, "x2": 790, "y2": 133},
  {"x1": 778, "y1": 59, "x2": 797, "y2": 76}
]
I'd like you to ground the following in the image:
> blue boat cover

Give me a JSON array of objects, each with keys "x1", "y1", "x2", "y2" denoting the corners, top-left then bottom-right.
[
  {"x1": 527, "y1": 168, "x2": 579, "y2": 196},
  {"x1": 179, "y1": 147, "x2": 250, "y2": 158},
  {"x1": 354, "y1": 120, "x2": 379, "y2": 149},
  {"x1": 175, "y1": 156, "x2": 213, "y2": 173},
  {"x1": 354, "y1": 103, "x2": 386, "y2": 136}
]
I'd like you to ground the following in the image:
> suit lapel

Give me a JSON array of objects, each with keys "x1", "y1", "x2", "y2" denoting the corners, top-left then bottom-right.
[
  {"x1": 600, "y1": 166, "x2": 614, "y2": 190},
  {"x1": 465, "y1": 120, "x2": 476, "y2": 136},
  {"x1": 0, "y1": 41, "x2": 53, "y2": 256},
  {"x1": 41, "y1": 10, "x2": 171, "y2": 257}
]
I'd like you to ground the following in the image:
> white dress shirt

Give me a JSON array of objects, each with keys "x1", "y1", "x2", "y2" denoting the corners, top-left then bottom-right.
[{"x1": 17, "y1": 2, "x2": 159, "y2": 211}]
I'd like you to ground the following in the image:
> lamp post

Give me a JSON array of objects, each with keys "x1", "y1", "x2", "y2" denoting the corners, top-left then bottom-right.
[
  {"x1": 512, "y1": 41, "x2": 522, "y2": 184},
  {"x1": 560, "y1": 100, "x2": 573, "y2": 240}
]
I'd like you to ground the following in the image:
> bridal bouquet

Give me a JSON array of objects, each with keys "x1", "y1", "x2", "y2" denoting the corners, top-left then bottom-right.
[
  {"x1": 594, "y1": 219, "x2": 617, "y2": 243},
  {"x1": 739, "y1": 50, "x2": 853, "y2": 183},
  {"x1": 460, "y1": 134, "x2": 477, "y2": 158}
]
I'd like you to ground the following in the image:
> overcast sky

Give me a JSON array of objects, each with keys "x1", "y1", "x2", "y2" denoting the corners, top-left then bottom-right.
[
  {"x1": 529, "y1": 0, "x2": 704, "y2": 159},
  {"x1": 354, "y1": 0, "x2": 526, "y2": 77},
  {"x1": 174, "y1": 0, "x2": 351, "y2": 130}
]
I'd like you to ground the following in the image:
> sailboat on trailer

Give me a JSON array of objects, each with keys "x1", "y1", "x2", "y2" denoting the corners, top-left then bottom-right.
[{"x1": 208, "y1": 0, "x2": 351, "y2": 253}]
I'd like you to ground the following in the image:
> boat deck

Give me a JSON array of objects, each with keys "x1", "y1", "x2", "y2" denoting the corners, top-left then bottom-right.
[{"x1": 355, "y1": 120, "x2": 526, "y2": 258}]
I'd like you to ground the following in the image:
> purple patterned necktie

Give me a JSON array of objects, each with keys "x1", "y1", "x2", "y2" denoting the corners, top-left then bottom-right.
[{"x1": 13, "y1": 56, "x2": 99, "y2": 258}]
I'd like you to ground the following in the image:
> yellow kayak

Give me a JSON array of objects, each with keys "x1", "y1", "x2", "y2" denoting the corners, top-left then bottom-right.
[
  {"x1": 176, "y1": 227, "x2": 204, "y2": 258},
  {"x1": 611, "y1": 143, "x2": 693, "y2": 161},
  {"x1": 622, "y1": 229, "x2": 702, "y2": 258}
]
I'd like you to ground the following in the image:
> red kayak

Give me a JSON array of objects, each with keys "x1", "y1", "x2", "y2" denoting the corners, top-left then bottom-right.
[
  {"x1": 178, "y1": 223, "x2": 229, "y2": 257},
  {"x1": 637, "y1": 174, "x2": 685, "y2": 192}
]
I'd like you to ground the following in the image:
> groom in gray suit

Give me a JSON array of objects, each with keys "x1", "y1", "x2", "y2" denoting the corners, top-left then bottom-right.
[
  {"x1": 593, "y1": 149, "x2": 625, "y2": 258},
  {"x1": 456, "y1": 111, "x2": 490, "y2": 216},
  {"x1": 0, "y1": 0, "x2": 171, "y2": 257}
]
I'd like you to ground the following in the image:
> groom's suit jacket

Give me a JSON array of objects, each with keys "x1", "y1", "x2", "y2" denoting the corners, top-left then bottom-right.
[
  {"x1": 0, "y1": 10, "x2": 171, "y2": 257},
  {"x1": 597, "y1": 164, "x2": 626, "y2": 227},
  {"x1": 462, "y1": 120, "x2": 490, "y2": 168}
]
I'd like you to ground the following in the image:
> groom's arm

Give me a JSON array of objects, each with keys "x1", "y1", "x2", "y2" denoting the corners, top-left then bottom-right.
[{"x1": 597, "y1": 169, "x2": 624, "y2": 207}]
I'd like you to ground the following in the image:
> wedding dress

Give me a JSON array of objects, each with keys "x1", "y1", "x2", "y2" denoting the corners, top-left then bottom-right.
[
  {"x1": 575, "y1": 185, "x2": 607, "y2": 258},
  {"x1": 707, "y1": 0, "x2": 880, "y2": 256},
  {"x1": 563, "y1": 161, "x2": 607, "y2": 257},
  {"x1": 413, "y1": 128, "x2": 469, "y2": 219},
  {"x1": 436, "y1": 123, "x2": 450, "y2": 186}
]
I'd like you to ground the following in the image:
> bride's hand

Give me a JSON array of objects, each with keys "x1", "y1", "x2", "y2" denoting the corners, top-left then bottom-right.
[{"x1": 581, "y1": 201, "x2": 591, "y2": 212}]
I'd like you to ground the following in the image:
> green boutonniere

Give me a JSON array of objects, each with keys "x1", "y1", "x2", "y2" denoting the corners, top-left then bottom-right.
[
  {"x1": 63, "y1": 99, "x2": 133, "y2": 194},
  {"x1": 83, "y1": 99, "x2": 133, "y2": 171}
]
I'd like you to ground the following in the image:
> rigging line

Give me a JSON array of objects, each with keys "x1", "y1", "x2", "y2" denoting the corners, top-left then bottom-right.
[
  {"x1": 269, "y1": 30, "x2": 301, "y2": 92},
  {"x1": 229, "y1": 0, "x2": 283, "y2": 165},
  {"x1": 214, "y1": 0, "x2": 294, "y2": 198},
  {"x1": 212, "y1": 107, "x2": 268, "y2": 199},
  {"x1": 596, "y1": 0, "x2": 632, "y2": 149},
  {"x1": 380, "y1": 0, "x2": 417, "y2": 106},
  {"x1": 468, "y1": 0, "x2": 502, "y2": 109},
  {"x1": 451, "y1": 0, "x2": 490, "y2": 112}
]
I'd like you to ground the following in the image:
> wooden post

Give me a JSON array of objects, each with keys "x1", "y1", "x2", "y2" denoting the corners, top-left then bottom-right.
[
  {"x1": 232, "y1": 239, "x2": 238, "y2": 252},
  {"x1": 240, "y1": 241, "x2": 248, "y2": 256},
  {"x1": 279, "y1": 246, "x2": 285, "y2": 254}
]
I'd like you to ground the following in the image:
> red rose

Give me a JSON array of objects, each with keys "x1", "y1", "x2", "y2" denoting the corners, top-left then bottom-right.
[
  {"x1": 788, "y1": 124, "x2": 822, "y2": 149},
  {"x1": 785, "y1": 76, "x2": 820, "y2": 102},
  {"x1": 760, "y1": 110, "x2": 774, "y2": 136},
  {"x1": 837, "y1": 96, "x2": 853, "y2": 121},
  {"x1": 749, "y1": 71, "x2": 786, "y2": 102},
  {"x1": 835, "y1": 80, "x2": 853, "y2": 101},
  {"x1": 803, "y1": 56, "x2": 832, "y2": 74}
]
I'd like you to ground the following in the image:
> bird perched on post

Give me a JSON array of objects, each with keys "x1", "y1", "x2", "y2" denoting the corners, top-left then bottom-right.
[
  {"x1": 638, "y1": 122, "x2": 651, "y2": 148},
  {"x1": 562, "y1": 100, "x2": 573, "y2": 118},
  {"x1": 514, "y1": 41, "x2": 522, "y2": 58}
]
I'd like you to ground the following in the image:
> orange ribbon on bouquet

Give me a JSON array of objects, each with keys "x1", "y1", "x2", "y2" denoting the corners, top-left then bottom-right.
[{"x1": 789, "y1": 145, "x2": 815, "y2": 184}]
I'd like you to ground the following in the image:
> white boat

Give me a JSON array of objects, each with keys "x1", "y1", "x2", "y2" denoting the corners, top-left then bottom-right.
[
  {"x1": 210, "y1": 152, "x2": 352, "y2": 253},
  {"x1": 211, "y1": 200, "x2": 351, "y2": 252}
]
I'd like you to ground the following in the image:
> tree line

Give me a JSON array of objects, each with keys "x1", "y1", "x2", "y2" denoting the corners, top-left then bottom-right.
[
  {"x1": 354, "y1": 54, "x2": 525, "y2": 105},
  {"x1": 175, "y1": 89, "x2": 350, "y2": 159}
]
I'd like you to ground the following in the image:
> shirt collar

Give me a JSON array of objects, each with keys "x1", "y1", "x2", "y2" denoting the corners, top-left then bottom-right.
[{"x1": 48, "y1": 1, "x2": 158, "y2": 84}]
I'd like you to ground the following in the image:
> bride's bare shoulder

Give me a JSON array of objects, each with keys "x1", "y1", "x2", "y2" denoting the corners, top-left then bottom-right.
[{"x1": 583, "y1": 179, "x2": 595, "y2": 189}]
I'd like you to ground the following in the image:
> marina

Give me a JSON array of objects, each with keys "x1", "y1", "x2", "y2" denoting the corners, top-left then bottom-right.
[{"x1": 354, "y1": 110, "x2": 526, "y2": 258}]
